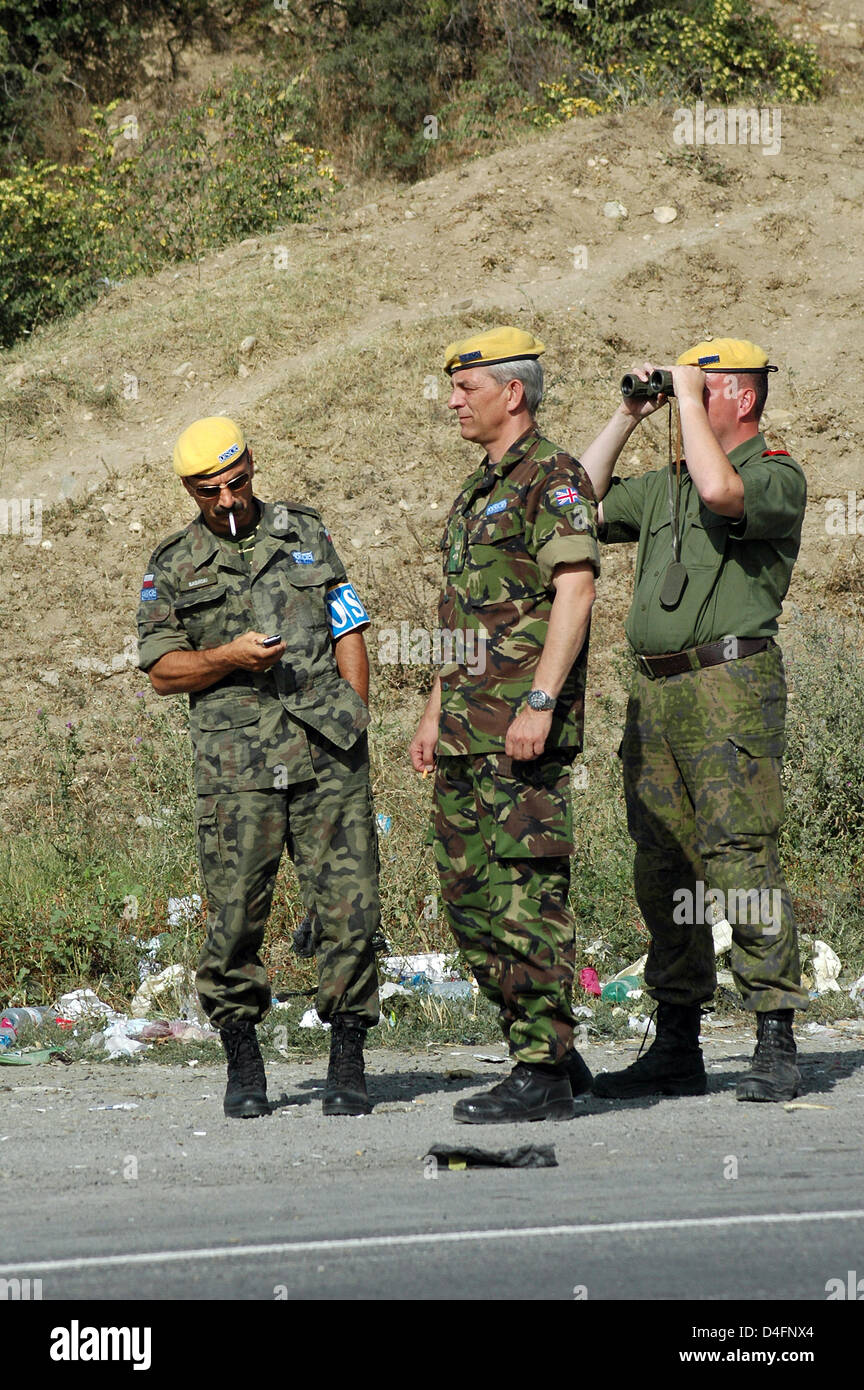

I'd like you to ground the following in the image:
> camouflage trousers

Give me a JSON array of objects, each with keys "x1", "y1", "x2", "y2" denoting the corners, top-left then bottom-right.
[
  {"x1": 620, "y1": 643, "x2": 807, "y2": 1013},
  {"x1": 195, "y1": 734, "x2": 381, "y2": 1029},
  {"x1": 433, "y1": 752, "x2": 577, "y2": 1065}
]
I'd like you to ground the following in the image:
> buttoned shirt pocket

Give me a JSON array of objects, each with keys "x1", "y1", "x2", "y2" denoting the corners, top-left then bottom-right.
[
  {"x1": 467, "y1": 513, "x2": 544, "y2": 607},
  {"x1": 684, "y1": 511, "x2": 728, "y2": 568},
  {"x1": 173, "y1": 584, "x2": 230, "y2": 648}
]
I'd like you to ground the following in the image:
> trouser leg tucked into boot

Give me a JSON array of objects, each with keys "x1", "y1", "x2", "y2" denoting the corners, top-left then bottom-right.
[
  {"x1": 323, "y1": 1014, "x2": 372, "y2": 1116},
  {"x1": 736, "y1": 1009, "x2": 800, "y2": 1102},
  {"x1": 592, "y1": 1002, "x2": 707, "y2": 1099},
  {"x1": 220, "y1": 1020, "x2": 269, "y2": 1119}
]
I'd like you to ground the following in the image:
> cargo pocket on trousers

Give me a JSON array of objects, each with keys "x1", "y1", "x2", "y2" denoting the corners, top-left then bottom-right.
[
  {"x1": 494, "y1": 762, "x2": 573, "y2": 859},
  {"x1": 195, "y1": 811, "x2": 225, "y2": 890},
  {"x1": 723, "y1": 732, "x2": 785, "y2": 837}
]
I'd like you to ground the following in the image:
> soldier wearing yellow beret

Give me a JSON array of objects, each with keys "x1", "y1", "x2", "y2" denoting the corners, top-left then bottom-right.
[
  {"x1": 411, "y1": 327, "x2": 600, "y2": 1123},
  {"x1": 579, "y1": 338, "x2": 807, "y2": 1102},
  {"x1": 137, "y1": 418, "x2": 382, "y2": 1119}
]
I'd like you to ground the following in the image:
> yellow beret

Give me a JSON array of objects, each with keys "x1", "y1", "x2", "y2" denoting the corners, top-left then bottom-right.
[
  {"x1": 173, "y1": 417, "x2": 247, "y2": 477},
  {"x1": 676, "y1": 337, "x2": 777, "y2": 373},
  {"x1": 444, "y1": 326, "x2": 545, "y2": 375}
]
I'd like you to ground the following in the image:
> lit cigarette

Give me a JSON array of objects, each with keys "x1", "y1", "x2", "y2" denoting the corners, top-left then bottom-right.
[{"x1": 228, "y1": 511, "x2": 237, "y2": 537}]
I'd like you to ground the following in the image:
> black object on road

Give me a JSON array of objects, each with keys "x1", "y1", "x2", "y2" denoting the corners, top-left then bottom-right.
[{"x1": 425, "y1": 1143, "x2": 557, "y2": 1170}]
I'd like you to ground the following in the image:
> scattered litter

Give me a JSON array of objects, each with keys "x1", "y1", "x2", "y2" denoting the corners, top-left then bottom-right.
[
  {"x1": 129, "y1": 964, "x2": 200, "y2": 1020},
  {"x1": 192, "y1": 1131, "x2": 207, "y2": 1137},
  {"x1": 578, "y1": 967, "x2": 601, "y2": 996},
  {"x1": 423, "y1": 981, "x2": 474, "y2": 999},
  {"x1": 374, "y1": 1102, "x2": 414, "y2": 1114},
  {"x1": 811, "y1": 940, "x2": 842, "y2": 994},
  {"x1": 712, "y1": 919, "x2": 733, "y2": 955},
  {"x1": 573, "y1": 1005, "x2": 592, "y2": 1020},
  {"x1": 376, "y1": 814, "x2": 393, "y2": 834},
  {"x1": 57, "y1": 989, "x2": 118, "y2": 1022},
  {"x1": 102, "y1": 1022, "x2": 147, "y2": 1058},
  {"x1": 0, "y1": 1049, "x2": 65, "y2": 1066},
  {"x1": 600, "y1": 976, "x2": 640, "y2": 1003},
  {"x1": 653, "y1": 205, "x2": 678, "y2": 223},
  {"x1": 610, "y1": 955, "x2": 647, "y2": 982},
  {"x1": 380, "y1": 982, "x2": 412, "y2": 1003},
  {"x1": 849, "y1": 974, "x2": 864, "y2": 1009},
  {"x1": 803, "y1": 1021, "x2": 831, "y2": 1035},
  {"x1": 166, "y1": 895, "x2": 202, "y2": 927},
  {"x1": 602, "y1": 200, "x2": 628, "y2": 219},
  {"x1": 382, "y1": 951, "x2": 469, "y2": 997},
  {"x1": 628, "y1": 1014, "x2": 655, "y2": 1035},
  {"x1": 425, "y1": 1143, "x2": 557, "y2": 1170},
  {"x1": 783, "y1": 1102, "x2": 832, "y2": 1112},
  {"x1": 139, "y1": 1020, "x2": 215, "y2": 1043},
  {"x1": 299, "y1": 1009, "x2": 330, "y2": 1030},
  {"x1": 133, "y1": 935, "x2": 164, "y2": 981},
  {"x1": 89, "y1": 1103, "x2": 139, "y2": 1112},
  {"x1": 472, "y1": 1053, "x2": 508, "y2": 1064}
]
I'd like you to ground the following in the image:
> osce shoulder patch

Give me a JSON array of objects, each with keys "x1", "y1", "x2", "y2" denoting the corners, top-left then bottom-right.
[
  {"x1": 291, "y1": 551, "x2": 315, "y2": 565},
  {"x1": 140, "y1": 588, "x2": 159, "y2": 601},
  {"x1": 485, "y1": 499, "x2": 508, "y2": 516}
]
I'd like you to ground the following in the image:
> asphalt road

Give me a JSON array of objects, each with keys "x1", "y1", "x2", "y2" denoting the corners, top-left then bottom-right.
[{"x1": 2, "y1": 1021, "x2": 863, "y2": 1309}]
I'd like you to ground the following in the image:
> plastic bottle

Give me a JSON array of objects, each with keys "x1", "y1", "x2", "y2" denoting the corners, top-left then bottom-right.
[{"x1": 0, "y1": 1006, "x2": 57, "y2": 1039}]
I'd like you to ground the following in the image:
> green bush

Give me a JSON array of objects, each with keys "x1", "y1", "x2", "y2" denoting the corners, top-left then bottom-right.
[
  {"x1": 0, "y1": 73, "x2": 336, "y2": 347},
  {"x1": 528, "y1": 0, "x2": 824, "y2": 124}
]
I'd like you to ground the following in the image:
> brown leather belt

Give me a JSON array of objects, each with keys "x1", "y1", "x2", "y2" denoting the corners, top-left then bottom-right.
[{"x1": 634, "y1": 637, "x2": 771, "y2": 679}]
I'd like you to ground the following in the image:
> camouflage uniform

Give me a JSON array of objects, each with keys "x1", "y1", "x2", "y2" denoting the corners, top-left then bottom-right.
[
  {"x1": 137, "y1": 500, "x2": 381, "y2": 1028},
  {"x1": 602, "y1": 433, "x2": 808, "y2": 1012},
  {"x1": 434, "y1": 427, "x2": 600, "y2": 1064}
]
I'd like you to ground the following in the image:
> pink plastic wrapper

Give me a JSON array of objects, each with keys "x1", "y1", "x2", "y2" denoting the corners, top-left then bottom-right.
[{"x1": 578, "y1": 966, "x2": 601, "y2": 997}]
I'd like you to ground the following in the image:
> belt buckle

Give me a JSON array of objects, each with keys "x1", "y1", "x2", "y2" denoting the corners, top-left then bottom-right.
[{"x1": 636, "y1": 653, "x2": 654, "y2": 679}]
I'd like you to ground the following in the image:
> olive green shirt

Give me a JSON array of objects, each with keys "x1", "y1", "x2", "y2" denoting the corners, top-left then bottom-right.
[
  {"x1": 137, "y1": 499, "x2": 369, "y2": 795},
  {"x1": 599, "y1": 433, "x2": 806, "y2": 655},
  {"x1": 437, "y1": 426, "x2": 601, "y2": 755}
]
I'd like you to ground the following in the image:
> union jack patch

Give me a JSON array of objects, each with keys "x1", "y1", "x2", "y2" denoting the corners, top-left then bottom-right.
[{"x1": 553, "y1": 486, "x2": 581, "y2": 508}]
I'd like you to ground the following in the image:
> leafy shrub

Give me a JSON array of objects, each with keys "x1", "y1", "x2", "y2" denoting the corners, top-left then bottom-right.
[
  {"x1": 0, "y1": 73, "x2": 336, "y2": 346},
  {"x1": 528, "y1": 0, "x2": 824, "y2": 124}
]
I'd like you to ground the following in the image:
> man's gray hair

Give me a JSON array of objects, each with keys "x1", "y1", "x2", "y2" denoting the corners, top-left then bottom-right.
[{"x1": 484, "y1": 358, "x2": 544, "y2": 415}]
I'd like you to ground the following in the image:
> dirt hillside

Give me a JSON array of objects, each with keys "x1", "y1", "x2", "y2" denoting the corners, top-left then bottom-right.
[{"x1": 1, "y1": 0, "x2": 862, "y2": 813}]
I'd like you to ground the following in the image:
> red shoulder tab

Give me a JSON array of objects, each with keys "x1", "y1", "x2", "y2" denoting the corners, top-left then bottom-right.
[{"x1": 762, "y1": 449, "x2": 790, "y2": 457}]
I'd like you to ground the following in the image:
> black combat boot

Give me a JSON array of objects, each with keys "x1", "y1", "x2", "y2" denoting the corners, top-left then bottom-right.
[
  {"x1": 592, "y1": 1002, "x2": 707, "y2": 1099},
  {"x1": 563, "y1": 1047, "x2": 593, "y2": 1097},
  {"x1": 220, "y1": 1020, "x2": 269, "y2": 1119},
  {"x1": 323, "y1": 1014, "x2": 373, "y2": 1116},
  {"x1": 453, "y1": 1063, "x2": 574, "y2": 1124},
  {"x1": 736, "y1": 1009, "x2": 800, "y2": 1102}
]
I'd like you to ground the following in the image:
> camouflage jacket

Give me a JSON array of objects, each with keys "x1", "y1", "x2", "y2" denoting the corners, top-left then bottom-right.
[
  {"x1": 137, "y1": 499, "x2": 369, "y2": 795},
  {"x1": 437, "y1": 426, "x2": 600, "y2": 755}
]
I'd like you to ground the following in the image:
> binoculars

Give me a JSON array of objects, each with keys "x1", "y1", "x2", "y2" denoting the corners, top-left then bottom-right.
[{"x1": 620, "y1": 369, "x2": 674, "y2": 399}]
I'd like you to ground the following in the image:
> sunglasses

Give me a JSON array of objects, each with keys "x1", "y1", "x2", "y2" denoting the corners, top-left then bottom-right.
[{"x1": 191, "y1": 471, "x2": 251, "y2": 499}]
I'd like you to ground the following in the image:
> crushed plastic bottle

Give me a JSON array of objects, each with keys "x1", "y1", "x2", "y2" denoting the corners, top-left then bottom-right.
[{"x1": 0, "y1": 1006, "x2": 59, "y2": 1040}]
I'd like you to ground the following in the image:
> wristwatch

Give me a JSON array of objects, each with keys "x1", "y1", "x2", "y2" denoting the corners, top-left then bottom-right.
[{"x1": 527, "y1": 689, "x2": 556, "y2": 711}]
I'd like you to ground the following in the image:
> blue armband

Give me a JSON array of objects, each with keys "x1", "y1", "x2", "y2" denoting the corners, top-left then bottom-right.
[{"x1": 326, "y1": 582, "x2": 369, "y2": 638}]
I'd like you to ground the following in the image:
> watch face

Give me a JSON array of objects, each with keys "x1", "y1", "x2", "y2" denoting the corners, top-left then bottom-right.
[{"x1": 528, "y1": 690, "x2": 552, "y2": 710}]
